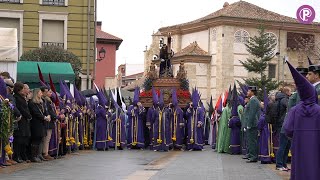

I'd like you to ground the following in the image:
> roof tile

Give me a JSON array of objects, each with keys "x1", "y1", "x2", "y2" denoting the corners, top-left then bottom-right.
[
  {"x1": 96, "y1": 29, "x2": 122, "y2": 41},
  {"x1": 174, "y1": 41, "x2": 209, "y2": 57}
]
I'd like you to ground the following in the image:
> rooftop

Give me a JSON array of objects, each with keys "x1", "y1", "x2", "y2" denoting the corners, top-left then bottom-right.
[{"x1": 160, "y1": 1, "x2": 299, "y2": 31}]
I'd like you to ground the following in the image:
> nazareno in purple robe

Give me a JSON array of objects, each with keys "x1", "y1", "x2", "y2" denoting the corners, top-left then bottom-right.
[
  {"x1": 284, "y1": 104, "x2": 320, "y2": 180},
  {"x1": 257, "y1": 113, "x2": 271, "y2": 163},
  {"x1": 95, "y1": 105, "x2": 107, "y2": 150},
  {"x1": 186, "y1": 107, "x2": 205, "y2": 150},
  {"x1": 127, "y1": 105, "x2": 145, "y2": 149},
  {"x1": 152, "y1": 107, "x2": 172, "y2": 151},
  {"x1": 111, "y1": 111, "x2": 126, "y2": 149},
  {"x1": 284, "y1": 60, "x2": 320, "y2": 180},
  {"x1": 105, "y1": 111, "x2": 114, "y2": 149},
  {"x1": 172, "y1": 107, "x2": 184, "y2": 149},
  {"x1": 228, "y1": 116, "x2": 241, "y2": 154}
]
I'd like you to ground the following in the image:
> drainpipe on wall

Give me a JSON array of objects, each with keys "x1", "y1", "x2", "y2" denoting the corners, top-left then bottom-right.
[
  {"x1": 86, "y1": 0, "x2": 91, "y2": 89},
  {"x1": 207, "y1": 26, "x2": 211, "y2": 104},
  {"x1": 92, "y1": 0, "x2": 97, "y2": 88}
]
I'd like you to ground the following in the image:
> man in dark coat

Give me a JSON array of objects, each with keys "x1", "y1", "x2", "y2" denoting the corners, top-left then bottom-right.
[{"x1": 13, "y1": 82, "x2": 32, "y2": 163}]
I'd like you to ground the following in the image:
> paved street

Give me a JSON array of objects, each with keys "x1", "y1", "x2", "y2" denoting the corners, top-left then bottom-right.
[{"x1": 0, "y1": 147, "x2": 284, "y2": 180}]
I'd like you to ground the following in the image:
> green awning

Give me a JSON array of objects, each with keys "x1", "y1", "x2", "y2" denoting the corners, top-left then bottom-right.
[{"x1": 17, "y1": 61, "x2": 75, "y2": 83}]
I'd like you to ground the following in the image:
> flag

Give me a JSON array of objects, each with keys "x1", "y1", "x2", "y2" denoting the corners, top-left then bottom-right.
[
  {"x1": 37, "y1": 63, "x2": 45, "y2": 83},
  {"x1": 49, "y1": 74, "x2": 59, "y2": 106}
]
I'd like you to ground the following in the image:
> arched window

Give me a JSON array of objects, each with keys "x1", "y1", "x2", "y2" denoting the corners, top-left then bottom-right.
[
  {"x1": 234, "y1": 29, "x2": 250, "y2": 43},
  {"x1": 265, "y1": 32, "x2": 278, "y2": 45},
  {"x1": 211, "y1": 28, "x2": 217, "y2": 41}
]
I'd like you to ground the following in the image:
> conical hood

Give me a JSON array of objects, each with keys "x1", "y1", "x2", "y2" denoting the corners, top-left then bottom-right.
[
  {"x1": 116, "y1": 88, "x2": 122, "y2": 108},
  {"x1": 238, "y1": 96, "x2": 245, "y2": 106},
  {"x1": 263, "y1": 86, "x2": 269, "y2": 113},
  {"x1": 231, "y1": 84, "x2": 238, "y2": 116},
  {"x1": 152, "y1": 87, "x2": 159, "y2": 106},
  {"x1": 59, "y1": 80, "x2": 67, "y2": 100},
  {"x1": 110, "y1": 90, "x2": 120, "y2": 109},
  {"x1": 133, "y1": 87, "x2": 140, "y2": 105},
  {"x1": 63, "y1": 81, "x2": 73, "y2": 100},
  {"x1": 74, "y1": 87, "x2": 82, "y2": 106},
  {"x1": 159, "y1": 90, "x2": 164, "y2": 108},
  {"x1": 230, "y1": 83, "x2": 237, "y2": 106},
  {"x1": 80, "y1": 94, "x2": 86, "y2": 107},
  {"x1": 172, "y1": 88, "x2": 178, "y2": 107},
  {"x1": 287, "y1": 60, "x2": 317, "y2": 104},
  {"x1": 97, "y1": 91, "x2": 107, "y2": 106},
  {"x1": 101, "y1": 88, "x2": 109, "y2": 107},
  {"x1": 308, "y1": 56, "x2": 313, "y2": 65},
  {"x1": 240, "y1": 83, "x2": 248, "y2": 96},
  {"x1": 208, "y1": 95, "x2": 214, "y2": 118},
  {"x1": 0, "y1": 77, "x2": 7, "y2": 99},
  {"x1": 192, "y1": 88, "x2": 200, "y2": 108}
]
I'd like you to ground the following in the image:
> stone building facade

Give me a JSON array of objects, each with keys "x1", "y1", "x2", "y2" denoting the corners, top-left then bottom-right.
[{"x1": 144, "y1": 1, "x2": 320, "y2": 103}]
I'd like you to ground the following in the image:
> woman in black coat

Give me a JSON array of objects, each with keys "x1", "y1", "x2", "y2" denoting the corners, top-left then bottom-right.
[
  {"x1": 13, "y1": 82, "x2": 32, "y2": 163},
  {"x1": 28, "y1": 88, "x2": 49, "y2": 162}
]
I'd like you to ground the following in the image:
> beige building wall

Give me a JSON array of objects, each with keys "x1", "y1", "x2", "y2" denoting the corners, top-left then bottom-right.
[{"x1": 181, "y1": 30, "x2": 208, "y2": 51}]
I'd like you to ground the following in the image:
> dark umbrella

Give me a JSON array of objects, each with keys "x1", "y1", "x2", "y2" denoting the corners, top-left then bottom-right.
[{"x1": 81, "y1": 89, "x2": 97, "y2": 97}]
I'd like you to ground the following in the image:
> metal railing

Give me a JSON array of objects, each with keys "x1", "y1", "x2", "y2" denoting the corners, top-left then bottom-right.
[
  {"x1": 42, "y1": 0, "x2": 65, "y2": 6},
  {"x1": 0, "y1": 0, "x2": 20, "y2": 3},
  {"x1": 42, "y1": 42, "x2": 64, "y2": 48}
]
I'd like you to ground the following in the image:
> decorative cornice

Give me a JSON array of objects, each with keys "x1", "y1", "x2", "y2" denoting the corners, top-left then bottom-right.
[
  {"x1": 0, "y1": 9, "x2": 24, "y2": 13},
  {"x1": 152, "y1": 55, "x2": 211, "y2": 66},
  {"x1": 38, "y1": 11, "x2": 69, "y2": 15}
]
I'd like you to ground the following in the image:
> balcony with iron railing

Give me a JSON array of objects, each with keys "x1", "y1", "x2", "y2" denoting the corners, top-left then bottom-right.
[
  {"x1": 42, "y1": 42, "x2": 64, "y2": 48},
  {"x1": 42, "y1": 0, "x2": 65, "y2": 6},
  {"x1": 0, "y1": 0, "x2": 21, "y2": 3}
]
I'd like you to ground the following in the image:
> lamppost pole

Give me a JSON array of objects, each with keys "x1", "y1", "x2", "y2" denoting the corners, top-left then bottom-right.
[
  {"x1": 276, "y1": 52, "x2": 280, "y2": 83},
  {"x1": 86, "y1": 0, "x2": 92, "y2": 90},
  {"x1": 282, "y1": 56, "x2": 287, "y2": 83},
  {"x1": 92, "y1": 0, "x2": 97, "y2": 89}
]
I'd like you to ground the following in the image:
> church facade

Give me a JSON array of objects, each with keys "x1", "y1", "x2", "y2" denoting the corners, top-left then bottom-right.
[{"x1": 144, "y1": 1, "x2": 320, "y2": 103}]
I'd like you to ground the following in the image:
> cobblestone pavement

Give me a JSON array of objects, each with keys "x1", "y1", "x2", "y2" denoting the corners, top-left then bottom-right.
[{"x1": 0, "y1": 147, "x2": 284, "y2": 180}]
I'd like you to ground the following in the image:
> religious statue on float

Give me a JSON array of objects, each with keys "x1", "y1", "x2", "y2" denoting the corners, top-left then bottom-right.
[{"x1": 158, "y1": 33, "x2": 174, "y2": 78}]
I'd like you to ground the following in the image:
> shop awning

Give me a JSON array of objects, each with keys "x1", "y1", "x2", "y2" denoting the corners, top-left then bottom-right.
[{"x1": 17, "y1": 61, "x2": 75, "y2": 83}]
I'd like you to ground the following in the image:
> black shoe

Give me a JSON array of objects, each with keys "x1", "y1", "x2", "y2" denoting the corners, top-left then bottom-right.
[
  {"x1": 242, "y1": 156, "x2": 249, "y2": 159},
  {"x1": 13, "y1": 158, "x2": 23, "y2": 163},
  {"x1": 31, "y1": 157, "x2": 41, "y2": 163},
  {"x1": 246, "y1": 160, "x2": 258, "y2": 163},
  {"x1": 16, "y1": 159, "x2": 24, "y2": 163}
]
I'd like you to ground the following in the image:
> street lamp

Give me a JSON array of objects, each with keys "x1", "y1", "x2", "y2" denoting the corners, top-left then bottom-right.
[
  {"x1": 97, "y1": 47, "x2": 106, "y2": 61},
  {"x1": 276, "y1": 52, "x2": 280, "y2": 83}
]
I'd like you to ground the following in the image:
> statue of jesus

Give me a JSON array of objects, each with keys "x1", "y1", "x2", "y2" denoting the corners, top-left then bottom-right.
[{"x1": 159, "y1": 34, "x2": 174, "y2": 77}]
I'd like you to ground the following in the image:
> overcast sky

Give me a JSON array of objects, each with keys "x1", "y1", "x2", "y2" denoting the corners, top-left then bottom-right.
[{"x1": 97, "y1": 0, "x2": 319, "y2": 68}]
